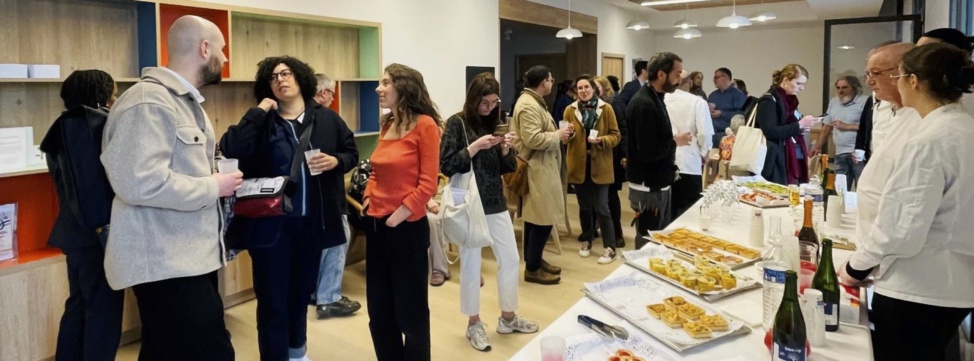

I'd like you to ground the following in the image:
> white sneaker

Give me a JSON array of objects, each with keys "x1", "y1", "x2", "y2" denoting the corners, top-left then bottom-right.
[
  {"x1": 466, "y1": 322, "x2": 492, "y2": 351},
  {"x1": 578, "y1": 241, "x2": 592, "y2": 258},
  {"x1": 289, "y1": 357, "x2": 311, "y2": 361},
  {"x1": 597, "y1": 248, "x2": 617, "y2": 265},
  {"x1": 497, "y1": 315, "x2": 540, "y2": 334}
]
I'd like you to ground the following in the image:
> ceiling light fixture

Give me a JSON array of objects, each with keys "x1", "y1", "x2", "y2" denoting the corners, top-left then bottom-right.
[
  {"x1": 641, "y1": 0, "x2": 707, "y2": 7},
  {"x1": 716, "y1": 0, "x2": 751, "y2": 29},
  {"x1": 556, "y1": 0, "x2": 583, "y2": 39},
  {"x1": 674, "y1": 28, "x2": 702, "y2": 39},
  {"x1": 626, "y1": 19, "x2": 651, "y2": 30},
  {"x1": 673, "y1": 2, "x2": 698, "y2": 29},
  {"x1": 838, "y1": 45, "x2": 856, "y2": 50},
  {"x1": 748, "y1": 0, "x2": 777, "y2": 22}
]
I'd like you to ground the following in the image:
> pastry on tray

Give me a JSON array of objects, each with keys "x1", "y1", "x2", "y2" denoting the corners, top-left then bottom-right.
[
  {"x1": 682, "y1": 321, "x2": 713, "y2": 339},
  {"x1": 663, "y1": 296, "x2": 687, "y2": 311},
  {"x1": 678, "y1": 303, "x2": 706, "y2": 320},
  {"x1": 721, "y1": 255, "x2": 744, "y2": 265},
  {"x1": 646, "y1": 304, "x2": 668, "y2": 319},
  {"x1": 660, "y1": 310, "x2": 686, "y2": 328},
  {"x1": 700, "y1": 314, "x2": 729, "y2": 332},
  {"x1": 720, "y1": 274, "x2": 737, "y2": 290},
  {"x1": 739, "y1": 248, "x2": 761, "y2": 259}
]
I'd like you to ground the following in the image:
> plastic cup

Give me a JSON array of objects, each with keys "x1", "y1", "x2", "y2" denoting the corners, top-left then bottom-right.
[
  {"x1": 558, "y1": 121, "x2": 570, "y2": 130},
  {"x1": 217, "y1": 158, "x2": 238, "y2": 174},
  {"x1": 588, "y1": 129, "x2": 599, "y2": 139},
  {"x1": 540, "y1": 336, "x2": 566, "y2": 361},
  {"x1": 304, "y1": 149, "x2": 322, "y2": 176},
  {"x1": 799, "y1": 267, "x2": 815, "y2": 295},
  {"x1": 854, "y1": 149, "x2": 866, "y2": 162}
]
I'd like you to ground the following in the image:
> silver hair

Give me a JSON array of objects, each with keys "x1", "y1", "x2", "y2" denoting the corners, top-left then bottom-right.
[{"x1": 315, "y1": 73, "x2": 334, "y2": 93}]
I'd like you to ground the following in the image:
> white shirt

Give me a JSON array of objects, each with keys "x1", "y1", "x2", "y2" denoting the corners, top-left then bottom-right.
[
  {"x1": 962, "y1": 92, "x2": 974, "y2": 119},
  {"x1": 852, "y1": 103, "x2": 974, "y2": 308},
  {"x1": 869, "y1": 100, "x2": 915, "y2": 155},
  {"x1": 159, "y1": 67, "x2": 205, "y2": 103},
  {"x1": 664, "y1": 89, "x2": 714, "y2": 175}
]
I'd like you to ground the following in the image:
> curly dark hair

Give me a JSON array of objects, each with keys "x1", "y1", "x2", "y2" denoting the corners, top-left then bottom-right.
[
  {"x1": 380, "y1": 63, "x2": 442, "y2": 131},
  {"x1": 60, "y1": 69, "x2": 115, "y2": 110},
  {"x1": 252, "y1": 56, "x2": 317, "y2": 104}
]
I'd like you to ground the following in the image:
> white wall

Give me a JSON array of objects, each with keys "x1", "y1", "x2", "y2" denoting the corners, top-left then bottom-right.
[
  {"x1": 924, "y1": 0, "x2": 951, "y2": 31},
  {"x1": 653, "y1": 22, "x2": 828, "y2": 114},
  {"x1": 201, "y1": 0, "x2": 500, "y2": 116},
  {"x1": 527, "y1": 0, "x2": 656, "y2": 81}
]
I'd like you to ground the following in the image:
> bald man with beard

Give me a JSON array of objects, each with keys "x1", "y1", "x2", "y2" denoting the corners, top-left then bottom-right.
[{"x1": 100, "y1": 15, "x2": 239, "y2": 361}]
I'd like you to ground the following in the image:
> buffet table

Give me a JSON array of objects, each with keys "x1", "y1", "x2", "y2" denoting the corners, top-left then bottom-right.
[{"x1": 510, "y1": 199, "x2": 874, "y2": 361}]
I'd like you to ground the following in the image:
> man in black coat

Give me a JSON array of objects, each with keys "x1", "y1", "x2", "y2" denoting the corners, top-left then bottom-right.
[
  {"x1": 625, "y1": 52, "x2": 692, "y2": 249},
  {"x1": 615, "y1": 60, "x2": 649, "y2": 107}
]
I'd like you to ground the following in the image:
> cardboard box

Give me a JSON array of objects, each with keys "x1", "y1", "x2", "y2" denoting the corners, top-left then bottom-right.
[
  {"x1": 28, "y1": 64, "x2": 60, "y2": 79},
  {"x1": 0, "y1": 64, "x2": 29, "y2": 78}
]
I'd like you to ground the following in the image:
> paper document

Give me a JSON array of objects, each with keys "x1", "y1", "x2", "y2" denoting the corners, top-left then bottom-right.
[{"x1": 0, "y1": 127, "x2": 28, "y2": 172}]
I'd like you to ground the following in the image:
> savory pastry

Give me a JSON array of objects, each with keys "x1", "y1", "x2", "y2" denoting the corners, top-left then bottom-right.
[
  {"x1": 724, "y1": 244, "x2": 743, "y2": 255},
  {"x1": 666, "y1": 267, "x2": 683, "y2": 280},
  {"x1": 661, "y1": 310, "x2": 686, "y2": 328},
  {"x1": 682, "y1": 321, "x2": 713, "y2": 339},
  {"x1": 721, "y1": 255, "x2": 743, "y2": 265},
  {"x1": 664, "y1": 296, "x2": 686, "y2": 308},
  {"x1": 702, "y1": 251, "x2": 724, "y2": 261},
  {"x1": 646, "y1": 303, "x2": 668, "y2": 319},
  {"x1": 720, "y1": 273, "x2": 737, "y2": 290},
  {"x1": 700, "y1": 314, "x2": 729, "y2": 332},
  {"x1": 678, "y1": 303, "x2": 706, "y2": 320},
  {"x1": 649, "y1": 259, "x2": 667, "y2": 274},
  {"x1": 697, "y1": 276, "x2": 717, "y2": 292},
  {"x1": 679, "y1": 273, "x2": 698, "y2": 289},
  {"x1": 739, "y1": 248, "x2": 761, "y2": 259},
  {"x1": 615, "y1": 349, "x2": 634, "y2": 358}
]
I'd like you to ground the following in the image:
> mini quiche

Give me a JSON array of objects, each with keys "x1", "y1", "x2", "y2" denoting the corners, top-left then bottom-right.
[
  {"x1": 700, "y1": 314, "x2": 730, "y2": 332},
  {"x1": 646, "y1": 304, "x2": 668, "y2": 319},
  {"x1": 663, "y1": 296, "x2": 687, "y2": 311},
  {"x1": 678, "y1": 303, "x2": 706, "y2": 320},
  {"x1": 660, "y1": 310, "x2": 686, "y2": 328},
  {"x1": 682, "y1": 321, "x2": 713, "y2": 339}
]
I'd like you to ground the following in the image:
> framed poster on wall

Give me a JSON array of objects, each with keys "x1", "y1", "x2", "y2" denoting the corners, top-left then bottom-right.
[{"x1": 0, "y1": 203, "x2": 17, "y2": 262}]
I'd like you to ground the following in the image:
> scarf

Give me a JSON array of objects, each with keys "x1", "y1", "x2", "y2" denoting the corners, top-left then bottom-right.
[
  {"x1": 775, "y1": 86, "x2": 809, "y2": 184},
  {"x1": 579, "y1": 98, "x2": 599, "y2": 131}
]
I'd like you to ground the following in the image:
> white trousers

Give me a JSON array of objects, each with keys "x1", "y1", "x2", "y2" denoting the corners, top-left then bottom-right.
[{"x1": 459, "y1": 211, "x2": 520, "y2": 316}]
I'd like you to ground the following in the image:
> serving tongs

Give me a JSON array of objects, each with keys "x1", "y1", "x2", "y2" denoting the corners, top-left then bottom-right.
[{"x1": 577, "y1": 315, "x2": 631, "y2": 342}]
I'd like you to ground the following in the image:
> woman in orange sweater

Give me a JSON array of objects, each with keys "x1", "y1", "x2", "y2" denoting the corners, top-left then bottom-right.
[{"x1": 363, "y1": 63, "x2": 441, "y2": 361}]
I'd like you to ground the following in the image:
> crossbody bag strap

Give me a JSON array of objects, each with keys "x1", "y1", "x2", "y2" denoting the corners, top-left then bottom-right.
[{"x1": 291, "y1": 114, "x2": 316, "y2": 178}]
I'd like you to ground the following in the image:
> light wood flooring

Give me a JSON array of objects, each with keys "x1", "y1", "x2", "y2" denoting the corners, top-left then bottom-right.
[{"x1": 116, "y1": 189, "x2": 639, "y2": 361}]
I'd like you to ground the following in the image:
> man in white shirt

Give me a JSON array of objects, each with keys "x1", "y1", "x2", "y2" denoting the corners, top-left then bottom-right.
[
  {"x1": 665, "y1": 70, "x2": 714, "y2": 218},
  {"x1": 864, "y1": 43, "x2": 917, "y2": 156}
]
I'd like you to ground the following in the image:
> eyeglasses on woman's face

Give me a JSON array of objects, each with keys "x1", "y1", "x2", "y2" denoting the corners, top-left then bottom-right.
[{"x1": 269, "y1": 69, "x2": 294, "y2": 83}]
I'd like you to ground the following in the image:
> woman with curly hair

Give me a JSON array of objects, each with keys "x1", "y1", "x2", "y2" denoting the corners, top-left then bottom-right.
[
  {"x1": 220, "y1": 56, "x2": 358, "y2": 361},
  {"x1": 363, "y1": 63, "x2": 441, "y2": 361}
]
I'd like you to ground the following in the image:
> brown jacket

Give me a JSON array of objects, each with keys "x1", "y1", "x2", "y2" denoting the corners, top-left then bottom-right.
[
  {"x1": 512, "y1": 89, "x2": 565, "y2": 226},
  {"x1": 563, "y1": 98, "x2": 620, "y2": 185}
]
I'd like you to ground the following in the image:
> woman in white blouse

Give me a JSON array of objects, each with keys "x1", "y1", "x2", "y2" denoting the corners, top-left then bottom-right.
[{"x1": 839, "y1": 43, "x2": 974, "y2": 361}]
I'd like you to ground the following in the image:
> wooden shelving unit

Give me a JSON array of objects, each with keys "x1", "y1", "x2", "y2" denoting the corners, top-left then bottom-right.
[{"x1": 0, "y1": 1, "x2": 382, "y2": 359}]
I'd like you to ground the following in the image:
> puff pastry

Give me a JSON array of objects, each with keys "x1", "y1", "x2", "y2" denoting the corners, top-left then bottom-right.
[
  {"x1": 646, "y1": 304, "x2": 668, "y2": 319},
  {"x1": 700, "y1": 314, "x2": 729, "y2": 332},
  {"x1": 678, "y1": 303, "x2": 706, "y2": 320},
  {"x1": 682, "y1": 321, "x2": 713, "y2": 339},
  {"x1": 661, "y1": 310, "x2": 686, "y2": 328}
]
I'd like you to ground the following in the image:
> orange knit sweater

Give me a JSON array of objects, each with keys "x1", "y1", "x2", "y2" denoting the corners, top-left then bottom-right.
[{"x1": 364, "y1": 115, "x2": 441, "y2": 221}]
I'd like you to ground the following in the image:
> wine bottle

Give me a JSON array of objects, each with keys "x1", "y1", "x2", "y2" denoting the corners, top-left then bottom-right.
[
  {"x1": 797, "y1": 198, "x2": 819, "y2": 268},
  {"x1": 820, "y1": 154, "x2": 829, "y2": 182},
  {"x1": 773, "y1": 270, "x2": 807, "y2": 361},
  {"x1": 824, "y1": 169, "x2": 837, "y2": 217},
  {"x1": 812, "y1": 239, "x2": 840, "y2": 331}
]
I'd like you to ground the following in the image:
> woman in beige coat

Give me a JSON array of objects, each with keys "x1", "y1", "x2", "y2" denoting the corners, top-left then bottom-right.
[
  {"x1": 563, "y1": 75, "x2": 620, "y2": 264},
  {"x1": 512, "y1": 65, "x2": 572, "y2": 285}
]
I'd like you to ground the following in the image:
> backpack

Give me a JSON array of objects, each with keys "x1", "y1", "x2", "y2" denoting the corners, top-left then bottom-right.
[
  {"x1": 346, "y1": 159, "x2": 372, "y2": 230},
  {"x1": 40, "y1": 106, "x2": 114, "y2": 229}
]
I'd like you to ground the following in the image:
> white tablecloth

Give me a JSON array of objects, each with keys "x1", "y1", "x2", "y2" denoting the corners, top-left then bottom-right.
[{"x1": 510, "y1": 201, "x2": 874, "y2": 361}]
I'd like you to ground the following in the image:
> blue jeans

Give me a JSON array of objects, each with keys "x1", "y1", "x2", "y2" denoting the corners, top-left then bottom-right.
[{"x1": 315, "y1": 216, "x2": 351, "y2": 305}]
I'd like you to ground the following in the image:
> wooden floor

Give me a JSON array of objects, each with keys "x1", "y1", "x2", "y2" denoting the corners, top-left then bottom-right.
[{"x1": 116, "y1": 189, "x2": 639, "y2": 361}]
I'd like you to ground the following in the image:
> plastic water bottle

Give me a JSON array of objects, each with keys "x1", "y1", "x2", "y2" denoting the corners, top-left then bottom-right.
[{"x1": 806, "y1": 176, "x2": 825, "y2": 224}]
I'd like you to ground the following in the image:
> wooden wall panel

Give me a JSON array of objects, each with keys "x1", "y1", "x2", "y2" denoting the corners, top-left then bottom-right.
[
  {"x1": 199, "y1": 82, "x2": 256, "y2": 139},
  {"x1": 339, "y1": 82, "x2": 361, "y2": 132},
  {"x1": 499, "y1": 0, "x2": 598, "y2": 35},
  {"x1": 231, "y1": 14, "x2": 360, "y2": 80},
  {"x1": 0, "y1": 260, "x2": 141, "y2": 361},
  {"x1": 566, "y1": 35, "x2": 598, "y2": 80},
  {"x1": 0, "y1": 0, "x2": 140, "y2": 78}
]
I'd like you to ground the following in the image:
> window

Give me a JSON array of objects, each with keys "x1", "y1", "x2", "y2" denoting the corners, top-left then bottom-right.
[{"x1": 950, "y1": 0, "x2": 973, "y2": 35}]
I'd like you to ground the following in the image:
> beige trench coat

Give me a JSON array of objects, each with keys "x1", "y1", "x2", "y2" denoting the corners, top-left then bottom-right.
[{"x1": 511, "y1": 90, "x2": 565, "y2": 226}]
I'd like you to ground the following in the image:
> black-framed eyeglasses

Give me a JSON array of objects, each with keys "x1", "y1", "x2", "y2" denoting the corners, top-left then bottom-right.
[
  {"x1": 269, "y1": 70, "x2": 294, "y2": 83},
  {"x1": 863, "y1": 67, "x2": 897, "y2": 80}
]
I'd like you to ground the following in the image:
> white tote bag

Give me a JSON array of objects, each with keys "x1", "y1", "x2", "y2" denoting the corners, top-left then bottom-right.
[
  {"x1": 439, "y1": 119, "x2": 494, "y2": 248},
  {"x1": 729, "y1": 96, "x2": 769, "y2": 175}
]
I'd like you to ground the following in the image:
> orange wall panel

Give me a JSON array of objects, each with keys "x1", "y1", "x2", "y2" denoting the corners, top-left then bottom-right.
[
  {"x1": 0, "y1": 174, "x2": 58, "y2": 254},
  {"x1": 159, "y1": 4, "x2": 231, "y2": 78}
]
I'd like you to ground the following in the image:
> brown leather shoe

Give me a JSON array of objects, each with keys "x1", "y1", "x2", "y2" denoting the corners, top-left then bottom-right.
[
  {"x1": 540, "y1": 260, "x2": 562, "y2": 275},
  {"x1": 524, "y1": 269, "x2": 560, "y2": 285}
]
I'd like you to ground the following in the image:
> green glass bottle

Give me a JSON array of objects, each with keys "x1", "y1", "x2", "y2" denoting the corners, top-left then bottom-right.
[
  {"x1": 812, "y1": 239, "x2": 840, "y2": 331},
  {"x1": 773, "y1": 270, "x2": 807, "y2": 361}
]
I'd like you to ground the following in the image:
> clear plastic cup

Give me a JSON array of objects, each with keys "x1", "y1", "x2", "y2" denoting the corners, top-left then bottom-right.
[
  {"x1": 304, "y1": 149, "x2": 322, "y2": 176},
  {"x1": 540, "y1": 336, "x2": 566, "y2": 361},
  {"x1": 217, "y1": 158, "x2": 238, "y2": 174}
]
